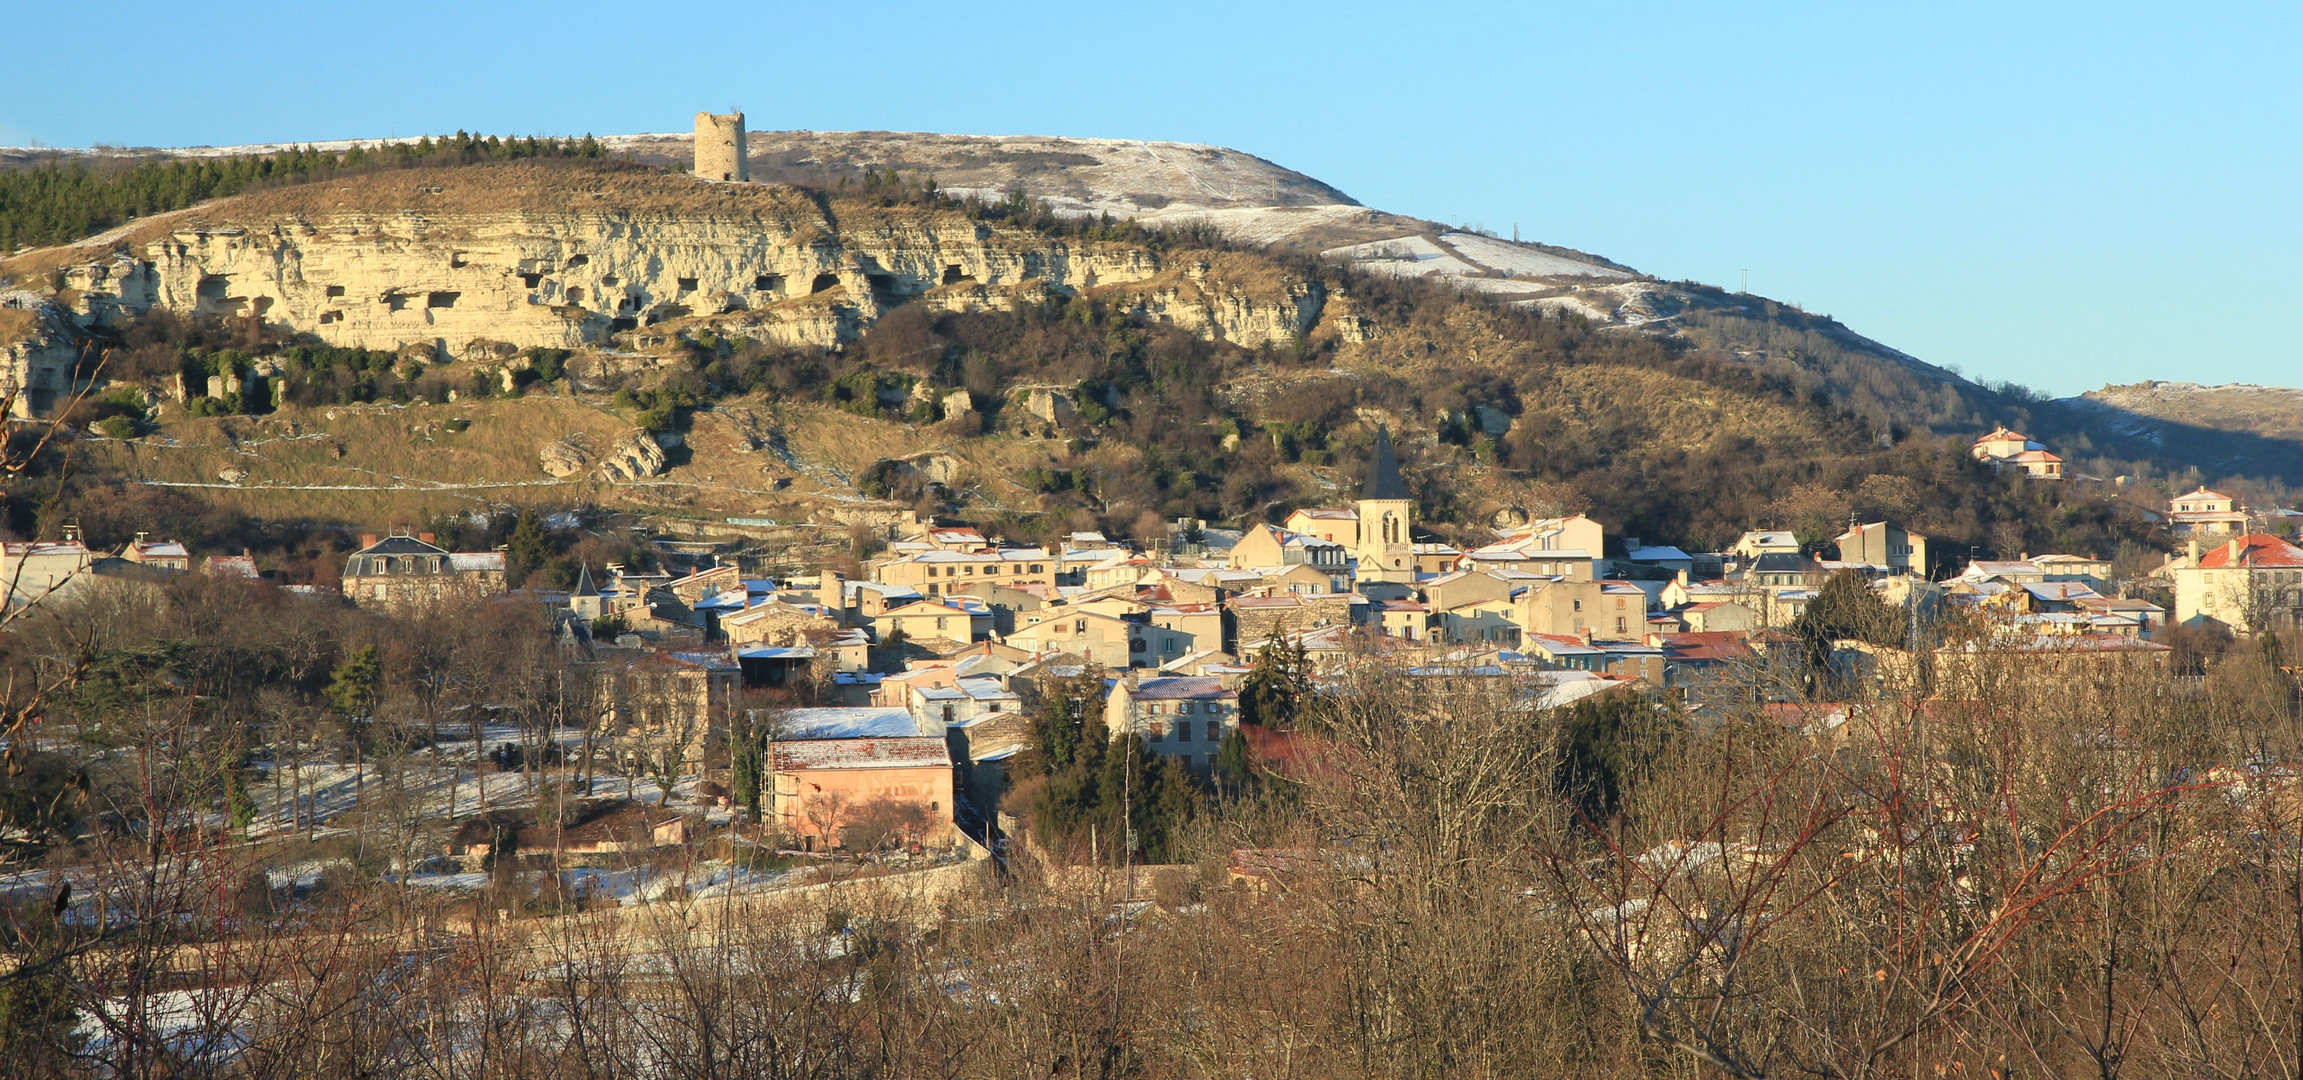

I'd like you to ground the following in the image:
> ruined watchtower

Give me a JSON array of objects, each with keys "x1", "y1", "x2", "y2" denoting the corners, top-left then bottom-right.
[{"x1": 693, "y1": 112, "x2": 749, "y2": 183}]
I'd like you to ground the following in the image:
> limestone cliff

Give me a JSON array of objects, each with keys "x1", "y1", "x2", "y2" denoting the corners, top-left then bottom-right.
[
  {"x1": 0, "y1": 293, "x2": 90, "y2": 417},
  {"x1": 31, "y1": 162, "x2": 1164, "y2": 359}
]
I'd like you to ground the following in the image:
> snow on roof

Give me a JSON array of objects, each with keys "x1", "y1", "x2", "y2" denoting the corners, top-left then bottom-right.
[
  {"x1": 772, "y1": 737, "x2": 950, "y2": 772},
  {"x1": 1127, "y1": 676, "x2": 1235, "y2": 700},
  {"x1": 736, "y1": 645, "x2": 817, "y2": 660},
  {"x1": 776, "y1": 707, "x2": 925, "y2": 739},
  {"x1": 449, "y1": 552, "x2": 507, "y2": 572},
  {"x1": 2020, "y1": 581, "x2": 2103, "y2": 602}
]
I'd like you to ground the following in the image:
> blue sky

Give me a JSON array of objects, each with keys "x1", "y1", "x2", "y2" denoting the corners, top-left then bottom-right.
[{"x1": 6, "y1": 2, "x2": 2295, "y2": 396}]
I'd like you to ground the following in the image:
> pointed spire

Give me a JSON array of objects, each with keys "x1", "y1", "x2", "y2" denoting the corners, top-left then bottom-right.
[
  {"x1": 1361, "y1": 426, "x2": 1408, "y2": 501},
  {"x1": 572, "y1": 562, "x2": 599, "y2": 598}
]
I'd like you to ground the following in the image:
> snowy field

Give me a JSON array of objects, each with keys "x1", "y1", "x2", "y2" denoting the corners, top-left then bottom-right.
[
  {"x1": 1437, "y1": 231, "x2": 1630, "y2": 279},
  {"x1": 1323, "y1": 232, "x2": 1629, "y2": 285}
]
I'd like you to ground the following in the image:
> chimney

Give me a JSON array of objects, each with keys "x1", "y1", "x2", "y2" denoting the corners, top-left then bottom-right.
[
  {"x1": 2187, "y1": 539, "x2": 2200, "y2": 562},
  {"x1": 1675, "y1": 568, "x2": 1690, "y2": 587},
  {"x1": 2228, "y1": 538, "x2": 2245, "y2": 564},
  {"x1": 361, "y1": 533, "x2": 379, "y2": 549},
  {"x1": 1580, "y1": 626, "x2": 1595, "y2": 646},
  {"x1": 418, "y1": 531, "x2": 437, "y2": 545}
]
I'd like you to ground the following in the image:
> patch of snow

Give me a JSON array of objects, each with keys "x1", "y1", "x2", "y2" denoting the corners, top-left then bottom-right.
[
  {"x1": 1437, "y1": 231, "x2": 1630, "y2": 279},
  {"x1": 1324, "y1": 234, "x2": 1483, "y2": 278},
  {"x1": 1513, "y1": 295, "x2": 1614, "y2": 322}
]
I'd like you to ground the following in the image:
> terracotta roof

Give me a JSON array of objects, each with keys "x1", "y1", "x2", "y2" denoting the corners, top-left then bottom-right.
[
  {"x1": 2197, "y1": 535, "x2": 2303, "y2": 569},
  {"x1": 1654, "y1": 632, "x2": 1758, "y2": 663}
]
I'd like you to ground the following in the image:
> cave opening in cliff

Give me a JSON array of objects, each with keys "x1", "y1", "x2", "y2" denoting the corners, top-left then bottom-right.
[
  {"x1": 426, "y1": 291, "x2": 460, "y2": 309},
  {"x1": 754, "y1": 273, "x2": 783, "y2": 292},
  {"x1": 325, "y1": 284, "x2": 346, "y2": 298},
  {"x1": 942, "y1": 264, "x2": 969, "y2": 286},
  {"x1": 677, "y1": 277, "x2": 698, "y2": 292},
  {"x1": 809, "y1": 273, "x2": 840, "y2": 294}
]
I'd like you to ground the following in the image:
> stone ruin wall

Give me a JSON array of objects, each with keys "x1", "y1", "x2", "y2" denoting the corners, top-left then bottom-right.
[{"x1": 694, "y1": 112, "x2": 748, "y2": 183}]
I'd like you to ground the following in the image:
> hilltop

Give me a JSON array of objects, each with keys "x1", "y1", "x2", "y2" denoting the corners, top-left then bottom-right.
[{"x1": 0, "y1": 130, "x2": 2269, "y2": 565}]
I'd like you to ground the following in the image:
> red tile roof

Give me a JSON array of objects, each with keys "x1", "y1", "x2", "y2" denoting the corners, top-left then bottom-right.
[{"x1": 2197, "y1": 534, "x2": 2303, "y2": 569}]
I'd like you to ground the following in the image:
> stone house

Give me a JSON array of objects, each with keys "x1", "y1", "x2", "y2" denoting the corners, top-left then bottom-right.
[
  {"x1": 1369, "y1": 598, "x2": 1431, "y2": 640},
  {"x1": 2167, "y1": 487, "x2": 2249, "y2": 539},
  {"x1": 605, "y1": 650, "x2": 742, "y2": 778},
  {"x1": 1226, "y1": 593, "x2": 1362, "y2": 649},
  {"x1": 1833, "y1": 521, "x2": 1929, "y2": 576},
  {"x1": 722, "y1": 595, "x2": 843, "y2": 647},
  {"x1": 119, "y1": 533, "x2": 191, "y2": 571},
  {"x1": 872, "y1": 548, "x2": 1055, "y2": 599},
  {"x1": 2170, "y1": 534, "x2": 2303, "y2": 634},
  {"x1": 1680, "y1": 600, "x2": 1760, "y2": 634},
  {"x1": 0, "y1": 525, "x2": 94, "y2": 611},
  {"x1": 340, "y1": 532, "x2": 509, "y2": 612},
  {"x1": 873, "y1": 598, "x2": 992, "y2": 645},
  {"x1": 771, "y1": 737, "x2": 957, "y2": 851},
  {"x1": 1281, "y1": 507, "x2": 1358, "y2": 546},
  {"x1": 1105, "y1": 675, "x2": 1240, "y2": 775},
  {"x1": 1229, "y1": 523, "x2": 1351, "y2": 580},
  {"x1": 1006, "y1": 608, "x2": 1135, "y2": 668}
]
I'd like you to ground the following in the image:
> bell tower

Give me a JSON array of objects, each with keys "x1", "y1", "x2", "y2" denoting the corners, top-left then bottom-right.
[{"x1": 1354, "y1": 427, "x2": 1415, "y2": 587}]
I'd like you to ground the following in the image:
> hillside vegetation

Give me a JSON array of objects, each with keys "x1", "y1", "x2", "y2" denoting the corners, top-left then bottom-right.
[{"x1": 0, "y1": 149, "x2": 2186, "y2": 569}]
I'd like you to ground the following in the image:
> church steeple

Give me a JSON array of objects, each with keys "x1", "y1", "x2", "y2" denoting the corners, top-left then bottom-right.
[
  {"x1": 570, "y1": 562, "x2": 605, "y2": 621},
  {"x1": 1354, "y1": 426, "x2": 1416, "y2": 587},
  {"x1": 1362, "y1": 426, "x2": 1408, "y2": 500}
]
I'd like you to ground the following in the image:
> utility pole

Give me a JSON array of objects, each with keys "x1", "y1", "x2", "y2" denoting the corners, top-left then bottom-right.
[{"x1": 1740, "y1": 268, "x2": 1749, "y2": 294}]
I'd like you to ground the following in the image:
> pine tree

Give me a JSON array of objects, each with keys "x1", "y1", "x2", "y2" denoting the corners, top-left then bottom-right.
[
  {"x1": 504, "y1": 511, "x2": 552, "y2": 587},
  {"x1": 325, "y1": 645, "x2": 383, "y2": 805}
]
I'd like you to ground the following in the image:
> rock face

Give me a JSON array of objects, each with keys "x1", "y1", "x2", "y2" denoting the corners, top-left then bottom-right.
[
  {"x1": 597, "y1": 428, "x2": 667, "y2": 480},
  {"x1": 539, "y1": 437, "x2": 591, "y2": 478},
  {"x1": 0, "y1": 293, "x2": 91, "y2": 418},
  {"x1": 47, "y1": 162, "x2": 1163, "y2": 358}
]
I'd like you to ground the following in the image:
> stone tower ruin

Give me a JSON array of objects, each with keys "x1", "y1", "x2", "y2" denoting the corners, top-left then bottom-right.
[{"x1": 693, "y1": 112, "x2": 749, "y2": 183}]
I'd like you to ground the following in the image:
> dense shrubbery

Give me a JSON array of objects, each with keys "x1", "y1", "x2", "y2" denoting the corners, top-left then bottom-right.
[{"x1": 0, "y1": 133, "x2": 608, "y2": 253}]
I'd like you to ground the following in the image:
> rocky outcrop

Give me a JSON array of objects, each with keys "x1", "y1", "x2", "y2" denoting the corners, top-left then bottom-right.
[
  {"x1": 597, "y1": 429, "x2": 667, "y2": 480},
  {"x1": 1111, "y1": 259, "x2": 1329, "y2": 348},
  {"x1": 42, "y1": 163, "x2": 1163, "y2": 358},
  {"x1": 0, "y1": 293, "x2": 91, "y2": 418},
  {"x1": 539, "y1": 437, "x2": 591, "y2": 478}
]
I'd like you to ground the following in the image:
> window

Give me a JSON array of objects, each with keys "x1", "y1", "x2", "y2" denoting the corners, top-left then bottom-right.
[
  {"x1": 1572, "y1": 599, "x2": 1583, "y2": 611},
  {"x1": 1030, "y1": 564, "x2": 1044, "y2": 574},
  {"x1": 1075, "y1": 619, "x2": 1088, "y2": 633},
  {"x1": 1173, "y1": 721, "x2": 1191, "y2": 742},
  {"x1": 935, "y1": 616, "x2": 948, "y2": 631}
]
